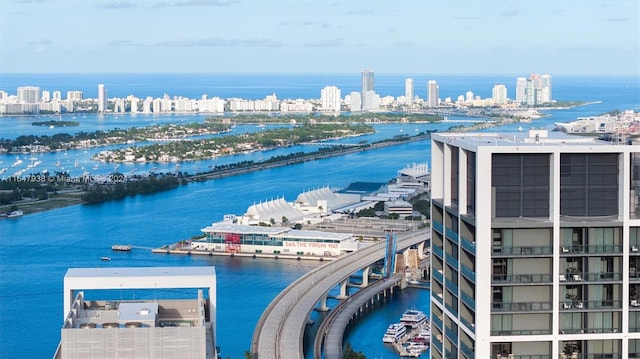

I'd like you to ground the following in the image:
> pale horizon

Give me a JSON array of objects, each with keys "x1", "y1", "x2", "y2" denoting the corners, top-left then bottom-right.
[{"x1": 0, "y1": 0, "x2": 638, "y2": 76}]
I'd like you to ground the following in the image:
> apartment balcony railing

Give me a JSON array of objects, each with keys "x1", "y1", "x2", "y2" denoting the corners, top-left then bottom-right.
[
  {"x1": 460, "y1": 235, "x2": 475, "y2": 254},
  {"x1": 431, "y1": 314, "x2": 443, "y2": 330},
  {"x1": 445, "y1": 325, "x2": 458, "y2": 344},
  {"x1": 459, "y1": 316, "x2": 475, "y2": 333},
  {"x1": 492, "y1": 301, "x2": 552, "y2": 312},
  {"x1": 559, "y1": 244, "x2": 622, "y2": 254},
  {"x1": 445, "y1": 278, "x2": 459, "y2": 296},
  {"x1": 460, "y1": 290, "x2": 475, "y2": 310},
  {"x1": 559, "y1": 300, "x2": 622, "y2": 310},
  {"x1": 490, "y1": 328, "x2": 551, "y2": 336},
  {"x1": 492, "y1": 246, "x2": 553, "y2": 257},
  {"x1": 559, "y1": 327, "x2": 620, "y2": 334},
  {"x1": 431, "y1": 335, "x2": 443, "y2": 355},
  {"x1": 445, "y1": 348, "x2": 458, "y2": 359},
  {"x1": 445, "y1": 227, "x2": 459, "y2": 244},
  {"x1": 560, "y1": 354, "x2": 620, "y2": 359},
  {"x1": 492, "y1": 273, "x2": 553, "y2": 285},
  {"x1": 503, "y1": 356, "x2": 551, "y2": 359},
  {"x1": 460, "y1": 263, "x2": 476, "y2": 282},
  {"x1": 445, "y1": 301, "x2": 458, "y2": 317},
  {"x1": 433, "y1": 292, "x2": 444, "y2": 304},
  {"x1": 460, "y1": 342, "x2": 474, "y2": 359},
  {"x1": 433, "y1": 244, "x2": 444, "y2": 260},
  {"x1": 559, "y1": 272, "x2": 622, "y2": 282},
  {"x1": 447, "y1": 255, "x2": 459, "y2": 269},
  {"x1": 433, "y1": 269, "x2": 444, "y2": 285},
  {"x1": 432, "y1": 219, "x2": 443, "y2": 234},
  {"x1": 629, "y1": 271, "x2": 640, "y2": 281}
]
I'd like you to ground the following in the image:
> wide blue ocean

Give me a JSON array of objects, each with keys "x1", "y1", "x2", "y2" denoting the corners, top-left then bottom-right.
[{"x1": 0, "y1": 74, "x2": 638, "y2": 359}]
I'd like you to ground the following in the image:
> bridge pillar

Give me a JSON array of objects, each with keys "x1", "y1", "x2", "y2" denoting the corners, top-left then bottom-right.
[
  {"x1": 361, "y1": 266, "x2": 370, "y2": 287},
  {"x1": 337, "y1": 279, "x2": 349, "y2": 299},
  {"x1": 317, "y1": 294, "x2": 330, "y2": 312}
]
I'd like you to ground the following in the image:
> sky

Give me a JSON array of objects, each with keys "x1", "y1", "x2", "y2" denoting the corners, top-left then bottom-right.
[{"x1": 0, "y1": 0, "x2": 639, "y2": 75}]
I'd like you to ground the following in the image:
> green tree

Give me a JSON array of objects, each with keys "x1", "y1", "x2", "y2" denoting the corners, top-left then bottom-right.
[{"x1": 343, "y1": 343, "x2": 366, "y2": 359}]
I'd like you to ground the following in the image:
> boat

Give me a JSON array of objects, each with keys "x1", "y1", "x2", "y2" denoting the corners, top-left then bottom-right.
[
  {"x1": 382, "y1": 323, "x2": 407, "y2": 343},
  {"x1": 101, "y1": 257, "x2": 111, "y2": 261},
  {"x1": 400, "y1": 309, "x2": 428, "y2": 328},
  {"x1": 111, "y1": 244, "x2": 132, "y2": 251},
  {"x1": 7, "y1": 210, "x2": 24, "y2": 218},
  {"x1": 412, "y1": 325, "x2": 431, "y2": 343}
]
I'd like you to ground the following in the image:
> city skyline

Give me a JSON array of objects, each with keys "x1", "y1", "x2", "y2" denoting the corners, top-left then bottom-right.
[{"x1": 0, "y1": 0, "x2": 638, "y2": 76}]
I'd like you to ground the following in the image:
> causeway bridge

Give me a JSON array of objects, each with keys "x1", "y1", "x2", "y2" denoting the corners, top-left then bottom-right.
[{"x1": 251, "y1": 228, "x2": 429, "y2": 359}]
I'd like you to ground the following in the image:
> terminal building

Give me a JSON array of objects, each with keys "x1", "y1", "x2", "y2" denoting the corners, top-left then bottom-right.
[
  {"x1": 430, "y1": 129, "x2": 640, "y2": 358},
  {"x1": 54, "y1": 266, "x2": 217, "y2": 359}
]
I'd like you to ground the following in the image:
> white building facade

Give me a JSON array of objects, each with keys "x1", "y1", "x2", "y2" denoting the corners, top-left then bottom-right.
[{"x1": 430, "y1": 129, "x2": 640, "y2": 359}]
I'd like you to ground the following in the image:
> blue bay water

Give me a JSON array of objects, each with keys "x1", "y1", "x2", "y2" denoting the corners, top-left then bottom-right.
[{"x1": 0, "y1": 74, "x2": 638, "y2": 359}]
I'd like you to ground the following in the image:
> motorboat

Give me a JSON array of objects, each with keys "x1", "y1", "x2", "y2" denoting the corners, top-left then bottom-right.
[
  {"x1": 400, "y1": 309, "x2": 428, "y2": 328},
  {"x1": 382, "y1": 323, "x2": 407, "y2": 343}
]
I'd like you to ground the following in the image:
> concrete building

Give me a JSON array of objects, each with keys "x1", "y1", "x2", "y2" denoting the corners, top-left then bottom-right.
[
  {"x1": 428, "y1": 80, "x2": 439, "y2": 108},
  {"x1": 430, "y1": 129, "x2": 640, "y2": 358},
  {"x1": 361, "y1": 69, "x2": 374, "y2": 109},
  {"x1": 320, "y1": 85, "x2": 341, "y2": 112},
  {"x1": 54, "y1": 266, "x2": 217, "y2": 359},
  {"x1": 405, "y1": 78, "x2": 414, "y2": 105},
  {"x1": 17, "y1": 86, "x2": 40, "y2": 104},
  {"x1": 516, "y1": 77, "x2": 527, "y2": 104},
  {"x1": 492, "y1": 84, "x2": 508, "y2": 105},
  {"x1": 97, "y1": 84, "x2": 107, "y2": 113}
]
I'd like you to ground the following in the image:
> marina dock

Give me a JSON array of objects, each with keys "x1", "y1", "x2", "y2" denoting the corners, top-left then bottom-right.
[{"x1": 151, "y1": 247, "x2": 337, "y2": 261}]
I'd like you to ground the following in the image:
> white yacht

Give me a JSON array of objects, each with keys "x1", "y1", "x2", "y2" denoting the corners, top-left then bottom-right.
[
  {"x1": 400, "y1": 309, "x2": 428, "y2": 328},
  {"x1": 382, "y1": 323, "x2": 407, "y2": 343}
]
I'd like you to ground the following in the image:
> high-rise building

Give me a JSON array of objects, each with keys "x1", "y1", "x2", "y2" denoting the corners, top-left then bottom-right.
[
  {"x1": 523, "y1": 74, "x2": 553, "y2": 106},
  {"x1": 348, "y1": 91, "x2": 362, "y2": 112},
  {"x1": 515, "y1": 77, "x2": 527, "y2": 104},
  {"x1": 17, "y1": 86, "x2": 40, "y2": 103},
  {"x1": 53, "y1": 91, "x2": 62, "y2": 101},
  {"x1": 42, "y1": 90, "x2": 51, "y2": 102},
  {"x1": 428, "y1": 80, "x2": 439, "y2": 108},
  {"x1": 66, "y1": 91, "x2": 83, "y2": 102},
  {"x1": 430, "y1": 129, "x2": 640, "y2": 359},
  {"x1": 361, "y1": 69, "x2": 374, "y2": 109},
  {"x1": 54, "y1": 266, "x2": 217, "y2": 359},
  {"x1": 320, "y1": 85, "x2": 342, "y2": 112},
  {"x1": 492, "y1": 84, "x2": 508, "y2": 105},
  {"x1": 405, "y1": 78, "x2": 414, "y2": 105},
  {"x1": 98, "y1": 84, "x2": 107, "y2": 113}
]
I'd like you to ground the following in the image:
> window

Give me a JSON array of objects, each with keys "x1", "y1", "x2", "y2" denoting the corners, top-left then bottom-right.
[
  {"x1": 492, "y1": 153, "x2": 550, "y2": 218},
  {"x1": 560, "y1": 153, "x2": 619, "y2": 216}
]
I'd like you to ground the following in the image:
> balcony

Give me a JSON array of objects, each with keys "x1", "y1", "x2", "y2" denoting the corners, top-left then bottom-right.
[
  {"x1": 559, "y1": 300, "x2": 622, "y2": 310},
  {"x1": 492, "y1": 273, "x2": 553, "y2": 285},
  {"x1": 431, "y1": 314, "x2": 443, "y2": 330},
  {"x1": 559, "y1": 272, "x2": 622, "y2": 282},
  {"x1": 459, "y1": 316, "x2": 475, "y2": 333},
  {"x1": 433, "y1": 269, "x2": 444, "y2": 285},
  {"x1": 460, "y1": 342, "x2": 474, "y2": 359},
  {"x1": 491, "y1": 328, "x2": 551, "y2": 336},
  {"x1": 492, "y1": 246, "x2": 553, "y2": 257},
  {"x1": 460, "y1": 235, "x2": 475, "y2": 254},
  {"x1": 492, "y1": 301, "x2": 552, "y2": 312},
  {"x1": 460, "y1": 263, "x2": 476, "y2": 282},
  {"x1": 433, "y1": 245, "x2": 444, "y2": 260},
  {"x1": 445, "y1": 325, "x2": 458, "y2": 344},
  {"x1": 559, "y1": 327, "x2": 620, "y2": 334},
  {"x1": 559, "y1": 244, "x2": 622, "y2": 255},
  {"x1": 445, "y1": 278, "x2": 459, "y2": 295},
  {"x1": 432, "y1": 219, "x2": 443, "y2": 234},
  {"x1": 431, "y1": 335, "x2": 443, "y2": 355},
  {"x1": 445, "y1": 227, "x2": 459, "y2": 244},
  {"x1": 560, "y1": 354, "x2": 620, "y2": 359},
  {"x1": 460, "y1": 290, "x2": 475, "y2": 310}
]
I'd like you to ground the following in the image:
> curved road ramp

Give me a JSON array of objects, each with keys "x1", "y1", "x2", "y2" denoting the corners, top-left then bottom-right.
[{"x1": 251, "y1": 228, "x2": 429, "y2": 359}]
